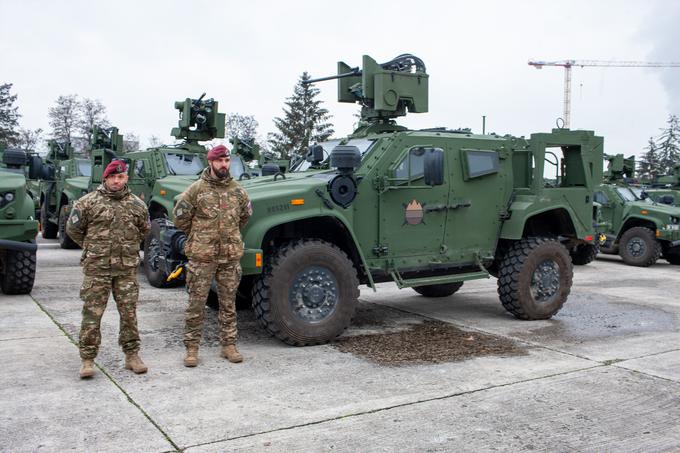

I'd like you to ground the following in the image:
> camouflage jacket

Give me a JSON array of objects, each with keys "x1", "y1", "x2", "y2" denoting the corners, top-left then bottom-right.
[
  {"x1": 66, "y1": 185, "x2": 150, "y2": 276},
  {"x1": 173, "y1": 168, "x2": 251, "y2": 263}
]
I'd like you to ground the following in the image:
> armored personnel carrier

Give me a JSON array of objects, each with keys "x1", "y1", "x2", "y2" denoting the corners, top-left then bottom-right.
[
  {"x1": 145, "y1": 54, "x2": 604, "y2": 346},
  {"x1": 0, "y1": 145, "x2": 38, "y2": 294}
]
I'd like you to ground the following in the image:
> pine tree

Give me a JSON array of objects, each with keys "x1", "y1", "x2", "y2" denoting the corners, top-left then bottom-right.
[
  {"x1": 655, "y1": 114, "x2": 680, "y2": 174},
  {"x1": 638, "y1": 137, "x2": 661, "y2": 180},
  {"x1": 0, "y1": 83, "x2": 21, "y2": 145},
  {"x1": 268, "y1": 72, "x2": 334, "y2": 159}
]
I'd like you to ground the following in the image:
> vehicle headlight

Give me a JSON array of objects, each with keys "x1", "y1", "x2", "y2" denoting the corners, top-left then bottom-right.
[{"x1": 0, "y1": 191, "x2": 16, "y2": 208}]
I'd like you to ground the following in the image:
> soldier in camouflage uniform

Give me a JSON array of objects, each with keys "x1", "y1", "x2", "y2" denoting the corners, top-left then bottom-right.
[
  {"x1": 66, "y1": 160, "x2": 150, "y2": 379},
  {"x1": 173, "y1": 144, "x2": 251, "y2": 367}
]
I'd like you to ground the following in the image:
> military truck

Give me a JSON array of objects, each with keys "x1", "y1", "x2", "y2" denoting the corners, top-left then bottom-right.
[
  {"x1": 30, "y1": 138, "x2": 100, "y2": 248},
  {"x1": 145, "y1": 54, "x2": 604, "y2": 346},
  {"x1": 645, "y1": 164, "x2": 680, "y2": 206},
  {"x1": 595, "y1": 154, "x2": 680, "y2": 266},
  {"x1": 0, "y1": 145, "x2": 38, "y2": 294}
]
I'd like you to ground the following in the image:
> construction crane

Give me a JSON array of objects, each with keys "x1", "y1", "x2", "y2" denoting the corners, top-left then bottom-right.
[{"x1": 528, "y1": 59, "x2": 680, "y2": 128}]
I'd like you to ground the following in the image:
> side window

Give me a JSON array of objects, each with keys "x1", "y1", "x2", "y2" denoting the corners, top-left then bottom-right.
[
  {"x1": 135, "y1": 160, "x2": 146, "y2": 177},
  {"x1": 462, "y1": 149, "x2": 499, "y2": 180},
  {"x1": 593, "y1": 191, "x2": 608, "y2": 204},
  {"x1": 394, "y1": 147, "x2": 433, "y2": 181}
]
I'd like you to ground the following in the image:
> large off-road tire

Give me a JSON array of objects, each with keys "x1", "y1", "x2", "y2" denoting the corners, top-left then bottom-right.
[
  {"x1": 40, "y1": 204, "x2": 58, "y2": 239},
  {"x1": 0, "y1": 247, "x2": 37, "y2": 295},
  {"x1": 58, "y1": 205, "x2": 79, "y2": 249},
  {"x1": 570, "y1": 243, "x2": 599, "y2": 265},
  {"x1": 252, "y1": 239, "x2": 359, "y2": 346},
  {"x1": 143, "y1": 219, "x2": 182, "y2": 288},
  {"x1": 413, "y1": 282, "x2": 464, "y2": 297},
  {"x1": 497, "y1": 237, "x2": 573, "y2": 320},
  {"x1": 618, "y1": 227, "x2": 661, "y2": 267}
]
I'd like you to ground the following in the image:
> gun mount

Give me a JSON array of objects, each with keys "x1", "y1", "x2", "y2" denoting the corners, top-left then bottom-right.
[
  {"x1": 604, "y1": 154, "x2": 635, "y2": 182},
  {"x1": 90, "y1": 126, "x2": 124, "y2": 154},
  {"x1": 171, "y1": 93, "x2": 226, "y2": 143},
  {"x1": 656, "y1": 164, "x2": 680, "y2": 187},
  {"x1": 304, "y1": 54, "x2": 428, "y2": 134}
]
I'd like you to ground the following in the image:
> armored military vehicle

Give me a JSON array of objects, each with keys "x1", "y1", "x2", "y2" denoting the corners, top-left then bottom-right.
[
  {"x1": 0, "y1": 145, "x2": 38, "y2": 294},
  {"x1": 31, "y1": 138, "x2": 101, "y2": 248},
  {"x1": 596, "y1": 154, "x2": 680, "y2": 266},
  {"x1": 645, "y1": 164, "x2": 680, "y2": 206},
  {"x1": 145, "y1": 54, "x2": 604, "y2": 346}
]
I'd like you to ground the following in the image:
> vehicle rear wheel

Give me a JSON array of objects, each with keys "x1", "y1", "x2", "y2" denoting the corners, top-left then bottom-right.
[
  {"x1": 252, "y1": 239, "x2": 359, "y2": 346},
  {"x1": 40, "y1": 204, "x2": 58, "y2": 239},
  {"x1": 497, "y1": 237, "x2": 573, "y2": 320},
  {"x1": 0, "y1": 246, "x2": 37, "y2": 295},
  {"x1": 58, "y1": 205, "x2": 79, "y2": 249},
  {"x1": 618, "y1": 227, "x2": 661, "y2": 267},
  {"x1": 413, "y1": 282, "x2": 464, "y2": 297},
  {"x1": 570, "y1": 243, "x2": 599, "y2": 265}
]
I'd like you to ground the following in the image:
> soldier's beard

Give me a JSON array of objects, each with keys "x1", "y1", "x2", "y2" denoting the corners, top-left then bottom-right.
[{"x1": 211, "y1": 165, "x2": 229, "y2": 179}]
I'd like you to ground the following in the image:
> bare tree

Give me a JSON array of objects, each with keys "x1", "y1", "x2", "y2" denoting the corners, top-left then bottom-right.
[
  {"x1": 124, "y1": 132, "x2": 139, "y2": 152},
  {"x1": 147, "y1": 134, "x2": 162, "y2": 148},
  {"x1": 48, "y1": 94, "x2": 80, "y2": 143},
  {"x1": 78, "y1": 98, "x2": 109, "y2": 139},
  {"x1": 16, "y1": 128, "x2": 43, "y2": 153},
  {"x1": 0, "y1": 83, "x2": 21, "y2": 145}
]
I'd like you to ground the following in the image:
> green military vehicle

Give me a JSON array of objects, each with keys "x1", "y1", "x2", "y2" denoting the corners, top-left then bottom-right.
[
  {"x1": 30, "y1": 139, "x2": 95, "y2": 248},
  {"x1": 0, "y1": 145, "x2": 38, "y2": 294},
  {"x1": 146, "y1": 54, "x2": 604, "y2": 346},
  {"x1": 645, "y1": 164, "x2": 680, "y2": 206},
  {"x1": 595, "y1": 154, "x2": 680, "y2": 266}
]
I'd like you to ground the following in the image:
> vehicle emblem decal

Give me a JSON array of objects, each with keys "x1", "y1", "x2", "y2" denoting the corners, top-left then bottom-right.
[{"x1": 404, "y1": 199, "x2": 424, "y2": 225}]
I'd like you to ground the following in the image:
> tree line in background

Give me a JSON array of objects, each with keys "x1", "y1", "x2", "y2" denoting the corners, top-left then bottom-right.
[
  {"x1": 1, "y1": 73, "x2": 333, "y2": 162},
  {"x1": 638, "y1": 114, "x2": 680, "y2": 179}
]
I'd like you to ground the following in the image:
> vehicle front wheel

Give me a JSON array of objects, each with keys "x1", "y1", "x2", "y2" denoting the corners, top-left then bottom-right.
[
  {"x1": 252, "y1": 239, "x2": 359, "y2": 346},
  {"x1": 58, "y1": 205, "x2": 79, "y2": 249},
  {"x1": 497, "y1": 237, "x2": 573, "y2": 320},
  {"x1": 618, "y1": 227, "x2": 661, "y2": 267},
  {"x1": 0, "y1": 246, "x2": 37, "y2": 294},
  {"x1": 413, "y1": 282, "x2": 464, "y2": 297},
  {"x1": 570, "y1": 243, "x2": 599, "y2": 265}
]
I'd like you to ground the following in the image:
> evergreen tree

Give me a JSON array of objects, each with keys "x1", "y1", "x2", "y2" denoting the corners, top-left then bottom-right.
[
  {"x1": 655, "y1": 114, "x2": 680, "y2": 174},
  {"x1": 0, "y1": 83, "x2": 21, "y2": 145},
  {"x1": 638, "y1": 137, "x2": 661, "y2": 180},
  {"x1": 268, "y1": 72, "x2": 334, "y2": 159}
]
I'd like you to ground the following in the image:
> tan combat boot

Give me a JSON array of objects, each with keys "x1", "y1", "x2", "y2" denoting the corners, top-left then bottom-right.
[
  {"x1": 79, "y1": 359, "x2": 95, "y2": 379},
  {"x1": 184, "y1": 347, "x2": 199, "y2": 367},
  {"x1": 221, "y1": 344, "x2": 243, "y2": 363},
  {"x1": 125, "y1": 352, "x2": 148, "y2": 374}
]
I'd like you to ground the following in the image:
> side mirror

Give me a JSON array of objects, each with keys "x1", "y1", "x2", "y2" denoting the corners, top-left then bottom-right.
[
  {"x1": 28, "y1": 155, "x2": 43, "y2": 180},
  {"x1": 424, "y1": 148, "x2": 444, "y2": 186},
  {"x1": 306, "y1": 144, "x2": 325, "y2": 164},
  {"x1": 261, "y1": 163, "x2": 279, "y2": 176}
]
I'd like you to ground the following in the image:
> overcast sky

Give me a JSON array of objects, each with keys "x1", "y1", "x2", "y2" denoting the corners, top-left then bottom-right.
[{"x1": 2, "y1": 0, "x2": 679, "y2": 156}]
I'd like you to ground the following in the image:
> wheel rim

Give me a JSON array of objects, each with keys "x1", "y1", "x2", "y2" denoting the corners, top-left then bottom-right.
[
  {"x1": 530, "y1": 259, "x2": 561, "y2": 303},
  {"x1": 289, "y1": 265, "x2": 339, "y2": 322},
  {"x1": 626, "y1": 237, "x2": 646, "y2": 258}
]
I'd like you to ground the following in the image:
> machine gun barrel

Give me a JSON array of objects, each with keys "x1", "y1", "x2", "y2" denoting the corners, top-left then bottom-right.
[
  {"x1": 303, "y1": 68, "x2": 360, "y2": 85},
  {"x1": 193, "y1": 92, "x2": 206, "y2": 105}
]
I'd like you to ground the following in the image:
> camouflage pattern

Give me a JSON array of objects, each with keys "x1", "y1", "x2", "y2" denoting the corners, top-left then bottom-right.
[
  {"x1": 173, "y1": 168, "x2": 251, "y2": 347},
  {"x1": 79, "y1": 273, "x2": 140, "y2": 359},
  {"x1": 66, "y1": 184, "x2": 150, "y2": 359}
]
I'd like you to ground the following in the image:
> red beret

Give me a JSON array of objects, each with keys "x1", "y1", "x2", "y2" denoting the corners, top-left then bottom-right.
[
  {"x1": 207, "y1": 144, "x2": 230, "y2": 161},
  {"x1": 103, "y1": 160, "x2": 128, "y2": 178}
]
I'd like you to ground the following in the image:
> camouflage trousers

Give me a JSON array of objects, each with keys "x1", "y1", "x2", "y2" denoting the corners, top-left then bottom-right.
[
  {"x1": 79, "y1": 273, "x2": 141, "y2": 360},
  {"x1": 184, "y1": 260, "x2": 241, "y2": 348}
]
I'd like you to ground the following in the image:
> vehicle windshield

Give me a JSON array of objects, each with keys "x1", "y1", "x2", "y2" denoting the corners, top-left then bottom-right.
[
  {"x1": 164, "y1": 152, "x2": 205, "y2": 175},
  {"x1": 616, "y1": 187, "x2": 650, "y2": 203},
  {"x1": 289, "y1": 138, "x2": 376, "y2": 173},
  {"x1": 76, "y1": 159, "x2": 91, "y2": 177}
]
